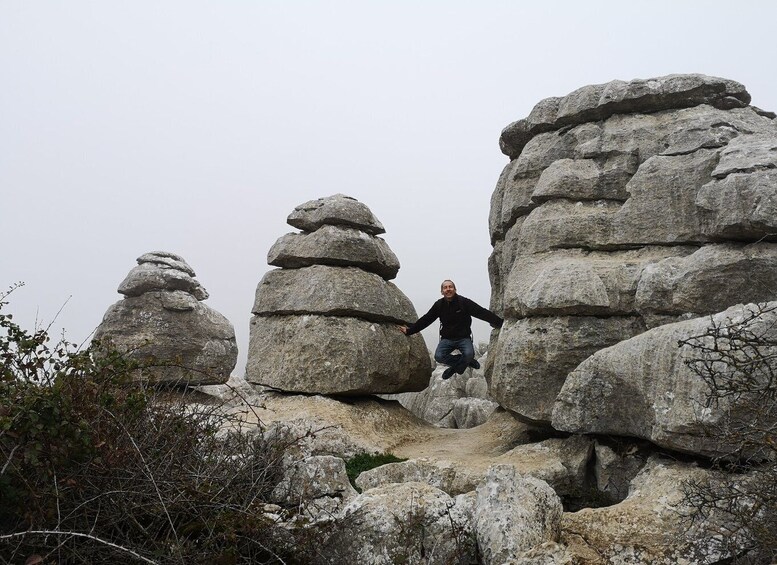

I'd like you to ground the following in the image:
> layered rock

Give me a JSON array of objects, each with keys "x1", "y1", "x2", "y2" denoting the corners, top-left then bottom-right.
[
  {"x1": 246, "y1": 195, "x2": 431, "y2": 394},
  {"x1": 94, "y1": 251, "x2": 237, "y2": 385},
  {"x1": 487, "y1": 74, "x2": 777, "y2": 424},
  {"x1": 552, "y1": 302, "x2": 777, "y2": 457}
]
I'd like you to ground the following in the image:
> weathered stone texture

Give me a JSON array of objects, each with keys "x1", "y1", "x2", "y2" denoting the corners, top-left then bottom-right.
[
  {"x1": 287, "y1": 193, "x2": 386, "y2": 235},
  {"x1": 94, "y1": 290, "x2": 237, "y2": 385},
  {"x1": 475, "y1": 466, "x2": 563, "y2": 565},
  {"x1": 249, "y1": 195, "x2": 430, "y2": 395},
  {"x1": 488, "y1": 74, "x2": 777, "y2": 430},
  {"x1": 247, "y1": 315, "x2": 429, "y2": 395},
  {"x1": 267, "y1": 225, "x2": 400, "y2": 280},
  {"x1": 251, "y1": 265, "x2": 415, "y2": 324},
  {"x1": 552, "y1": 302, "x2": 777, "y2": 457},
  {"x1": 318, "y1": 482, "x2": 476, "y2": 564},
  {"x1": 488, "y1": 316, "x2": 645, "y2": 423}
]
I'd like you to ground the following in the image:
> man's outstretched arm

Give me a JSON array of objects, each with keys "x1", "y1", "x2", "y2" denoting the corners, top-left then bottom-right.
[
  {"x1": 465, "y1": 298, "x2": 503, "y2": 329},
  {"x1": 399, "y1": 303, "x2": 439, "y2": 335}
]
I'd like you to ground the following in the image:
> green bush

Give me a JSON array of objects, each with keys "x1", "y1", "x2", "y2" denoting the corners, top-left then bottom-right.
[
  {"x1": 0, "y1": 286, "x2": 308, "y2": 564},
  {"x1": 345, "y1": 452, "x2": 406, "y2": 490}
]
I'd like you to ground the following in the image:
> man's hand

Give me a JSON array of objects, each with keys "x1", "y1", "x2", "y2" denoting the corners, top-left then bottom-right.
[{"x1": 399, "y1": 325, "x2": 408, "y2": 334}]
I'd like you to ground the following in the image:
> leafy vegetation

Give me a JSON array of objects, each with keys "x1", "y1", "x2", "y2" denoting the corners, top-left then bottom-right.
[
  {"x1": 345, "y1": 452, "x2": 406, "y2": 490},
  {"x1": 0, "y1": 284, "x2": 309, "y2": 564}
]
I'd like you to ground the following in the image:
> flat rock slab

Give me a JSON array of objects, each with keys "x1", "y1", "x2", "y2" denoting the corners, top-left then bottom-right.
[
  {"x1": 287, "y1": 193, "x2": 386, "y2": 235},
  {"x1": 503, "y1": 246, "x2": 696, "y2": 318},
  {"x1": 245, "y1": 314, "x2": 431, "y2": 395},
  {"x1": 118, "y1": 262, "x2": 208, "y2": 300},
  {"x1": 252, "y1": 265, "x2": 416, "y2": 324},
  {"x1": 635, "y1": 243, "x2": 777, "y2": 316},
  {"x1": 93, "y1": 291, "x2": 237, "y2": 385},
  {"x1": 356, "y1": 434, "x2": 592, "y2": 498},
  {"x1": 136, "y1": 250, "x2": 196, "y2": 276},
  {"x1": 267, "y1": 225, "x2": 400, "y2": 280}
]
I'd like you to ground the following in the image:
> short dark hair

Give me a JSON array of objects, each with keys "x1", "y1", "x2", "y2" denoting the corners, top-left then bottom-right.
[{"x1": 440, "y1": 280, "x2": 456, "y2": 291}]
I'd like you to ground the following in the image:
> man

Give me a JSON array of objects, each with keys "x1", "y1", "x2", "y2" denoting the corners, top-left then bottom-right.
[{"x1": 399, "y1": 280, "x2": 503, "y2": 380}]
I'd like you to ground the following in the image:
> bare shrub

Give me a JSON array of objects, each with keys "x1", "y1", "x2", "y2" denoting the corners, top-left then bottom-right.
[
  {"x1": 679, "y1": 303, "x2": 777, "y2": 563},
  {"x1": 0, "y1": 286, "x2": 313, "y2": 564}
]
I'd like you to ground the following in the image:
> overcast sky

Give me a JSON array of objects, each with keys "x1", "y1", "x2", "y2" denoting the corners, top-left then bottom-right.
[{"x1": 3, "y1": 1, "x2": 777, "y2": 374}]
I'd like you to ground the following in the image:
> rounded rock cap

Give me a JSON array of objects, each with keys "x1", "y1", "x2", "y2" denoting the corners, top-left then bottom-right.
[{"x1": 287, "y1": 194, "x2": 386, "y2": 235}]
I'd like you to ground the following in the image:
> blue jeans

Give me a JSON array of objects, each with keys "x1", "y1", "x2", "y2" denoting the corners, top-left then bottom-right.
[{"x1": 434, "y1": 338, "x2": 475, "y2": 375}]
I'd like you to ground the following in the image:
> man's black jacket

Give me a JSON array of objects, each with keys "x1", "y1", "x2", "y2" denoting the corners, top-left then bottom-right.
[{"x1": 405, "y1": 294, "x2": 503, "y2": 339}]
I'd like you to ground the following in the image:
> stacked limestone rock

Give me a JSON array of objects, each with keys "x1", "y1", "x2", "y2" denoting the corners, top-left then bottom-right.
[
  {"x1": 94, "y1": 251, "x2": 238, "y2": 385},
  {"x1": 487, "y1": 74, "x2": 777, "y2": 452},
  {"x1": 246, "y1": 194, "x2": 431, "y2": 395}
]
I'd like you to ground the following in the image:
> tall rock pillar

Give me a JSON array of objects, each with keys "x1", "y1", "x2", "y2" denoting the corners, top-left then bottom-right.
[{"x1": 246, "y1": 194, "x2": 431, "y2": 395}]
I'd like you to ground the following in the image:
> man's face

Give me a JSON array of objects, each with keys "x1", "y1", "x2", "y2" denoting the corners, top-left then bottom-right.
[{"x1": 441, "y1": 281, "x2": 456, "y2": 300}]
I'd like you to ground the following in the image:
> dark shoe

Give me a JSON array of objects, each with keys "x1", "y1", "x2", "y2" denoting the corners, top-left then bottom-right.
[
  {"x1": 468, "y1": 359, "x2": 480, "y2": 370},
  {"x1": 441, "y1": 366, "x2": 456, "y2": 380}
]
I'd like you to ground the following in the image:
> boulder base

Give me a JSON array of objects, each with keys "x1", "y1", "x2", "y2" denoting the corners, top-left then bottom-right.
[{"x1": 246, "y1": 315, "x2": 431, "y2": 395}]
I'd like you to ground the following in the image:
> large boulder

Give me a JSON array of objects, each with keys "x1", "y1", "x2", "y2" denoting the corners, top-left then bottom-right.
[
  {"x1": 474, "y1": 465, "x2": 563, "y2": 565},
  {"x1": 94, "y1": 252, "x2": 237, "y2": 385},
  {"x1": 252, "y1": 265, "x2": 415, "y2": 323},
  {"x1": 247, "y1": 195, "x2": 431, "y2": 394},
  {"x1": 355, "y1": 435, "x2": 593, "y2": 499},
  {"x1": 247, "y1": 314, "x2": 429, "y2": 395},
  {"x1": 487, "y1": 75, "x2": 777, "y2": 426},
  {"x1": 552, "y1": 302, "x2": 777, "y2": 458},
  {"x1": 318, "y1": 482, "x2": 477, "y2": 564},
  {"x1": 487, "y1": 316, "x2": 645, "y2": 422},
  {"x1": 499, "y1": 74, "x2": 750, "y2": 159}
]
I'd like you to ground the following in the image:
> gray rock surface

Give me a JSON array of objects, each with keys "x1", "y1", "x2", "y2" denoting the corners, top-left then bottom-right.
[
  {"x1": 287, "y1": 193, "x2": 386, "y2": 235},
  {"x1": 94, "y1": 290, "x2": 237, "y2": 385},
  {"x1": 118, "y1": 262, "x2": 209, "y2": 301},
  {"x1": 382, "y1": 364, "x2": 471, "y2": 428},
  {"x1": 552, "y1": 302, "x2": 777, "y2": 457},
  {"x1": 475, "y1": 465, "x2": 563, "y2": 565},
  {"x1": 136, "y1": 250, "x2": 196, "y2": 275},
  {"x1": 251, "y1": 265, "x2": 415, "y2": 323},
  {"x1": 488, "y1": 75, "x2": 777, "y2": 427},
  {"x1": 487, "y1": 316, "x2": 645, "y2": 422},
  {"x1": 249, "y1": 196, "x2": 430, "y2": 395},
  {"x1": 267, "y1": 225, "x2": 400, "y2": 280},
  {"x1": 355, "y1": 435, "x2": 593, "y2": 499},
  {"x1": 270, "y1": 455, "x2": 356, "y2": 522},
  {"x1": 452, "y1": 397, "x2": 498, "y2": 429},
  {"x1": 560, "y1": 456, "x2": 754, "y2": 564},
  {"x1": 117, "y1": 251, "x2": 207, "y2": 300},
  {"x1": 247, "y1": 315, "x2": 430, "y2": 395},
  {"x1": 500, "y1": 74, "x2": 750, "y2": 158},
  {"x1": 635, "y1": 243, "x2": 777, "y2": 316},
  {"x1": 592, "y1": 442, "x2": 647, "y2": 503},
  {"x1": 318, "y1": 482, "x2": 476, "y2": 565}
]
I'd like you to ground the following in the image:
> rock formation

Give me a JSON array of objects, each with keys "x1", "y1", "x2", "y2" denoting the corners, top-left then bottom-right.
[
  {"x1": 487, "y1": 73, "x2": 777, "y2": 427},
  {"x1": 94, "y1": 251, "x2": 238, "y2": 385},
  {"x1": 246, "y1": 194, "x2": 431, "y2": 394},
  {"x1": 382, "y1": 348, "x2": 498, "y2": 428},
  {"x1": 184, "y1": 75, "x2": 776, "y2": 564},
  {"x1": 553, "y1": 301, "x2": 777, "y2": 458}
]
